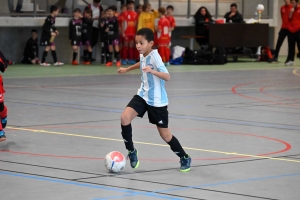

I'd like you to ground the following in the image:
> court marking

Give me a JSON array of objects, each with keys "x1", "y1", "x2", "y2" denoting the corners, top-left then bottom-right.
[
  {"x1": 293, "y1": 68, "x2": 300, "y2": 76},
  {"x1": 6, "y1": 126, "x2": 299, "y2": 163}
]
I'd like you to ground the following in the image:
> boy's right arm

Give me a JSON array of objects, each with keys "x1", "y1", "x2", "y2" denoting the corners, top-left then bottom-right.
[{"x1": 118, "y1": 62, "x2": 140, "y2": 74}]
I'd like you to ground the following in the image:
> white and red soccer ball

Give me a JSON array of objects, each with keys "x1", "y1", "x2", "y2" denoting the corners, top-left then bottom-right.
[{"x1": 104, "y1": 151, "x2": 126, "y2": 173}]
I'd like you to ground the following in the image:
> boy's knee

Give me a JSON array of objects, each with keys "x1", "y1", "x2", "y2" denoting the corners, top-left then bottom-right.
[{"x1": 121, "y1": 113, "x2": 131, "y2": 125}]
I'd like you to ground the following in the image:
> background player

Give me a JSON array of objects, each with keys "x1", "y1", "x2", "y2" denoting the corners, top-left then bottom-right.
[
  {"x1": 156, "y1": 7, "x2": 171, "y2": 66},
  {"x1": 165, "y1": 5, "x2": 176, "y2": 61},
  {"x1": 100, "y1": 9, "x2": 109, "y2": 64},
  {"x1": 0, "y1": 51, "x2": 9, "y2": 142},
  {"x1": 121, "y1": 1, "x2": 138, "y2": 65},
  {"x1": 21, "y1": 29, "x2": 40, "y2": 64},
  {"x1": 69, "y1": 8, "x2": 83, "y2": 65},
  {"x1": 82, "y1": 8, "x2": 94, "y2": 65},
  {"x1": 137, "y1": 3, "x2": 159, "y2": 32},
  {"x1": 118, "y1": 4, "x2": 127, "y2": 61},
  {"x1": 117, "y1": 28, "x2": 192, "y2": 172},
  {"x1": 104, "y1": 6, "x2": 121, "y2": 67},
  {"x1": 40, "y1": 5, "x2": 64, "y2": 66}
]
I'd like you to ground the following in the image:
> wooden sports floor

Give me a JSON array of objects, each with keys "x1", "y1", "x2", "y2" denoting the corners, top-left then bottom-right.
[{"x1": 1, "y1": 58, "x2": 300, "y2": 200}]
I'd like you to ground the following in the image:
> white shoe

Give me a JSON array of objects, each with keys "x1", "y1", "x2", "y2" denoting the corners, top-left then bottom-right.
[
  {"x1": 285, "y1": 61, "x2": 294, "y2": 66},
  {"x1": 40, "y1": 62, "x2": 50, "y2": 66},
  {"x1": 54, "y1": 62, "x2": 64, "y2": 66}
]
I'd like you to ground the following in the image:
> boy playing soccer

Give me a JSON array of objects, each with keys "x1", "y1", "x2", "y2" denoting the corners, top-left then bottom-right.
[
  {"x1": 121, "y1": 1, "x2": 138, "y2": 65},
  {"x1": 117, "y1": 28, "x2": 192, "y2": 172},
  {"x1": 40, "y1": 5, "x2": 64, "y2": 66},
  {"x1": 69, "y1": 8, "x2": 83, "y2": 65},
  {"x1": 0, "y1": 51, "x2": 9, "y2": 142},
  {"x1": 156, "y1": 7, "x2": 171, "y2": 66},
  {"x1": 82, "y1": 8, "x2": 94, "y2": 64},
  {"x1": 104, "y1": 6, "x2": 121, "y2": 67}
]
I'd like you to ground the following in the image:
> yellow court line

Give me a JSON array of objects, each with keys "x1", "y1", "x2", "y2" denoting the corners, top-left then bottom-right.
[
  {"x1": 7, "y1": 126, "x2": 300, "y2": 163},
  {"x1": 293, "y1": 68, "x2": 300, "y2": 76}
]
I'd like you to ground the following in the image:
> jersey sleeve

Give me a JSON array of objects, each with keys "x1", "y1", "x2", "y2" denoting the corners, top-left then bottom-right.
[
  {"x1": 154, "y1": 52, "x2": 169, "y2": 74},
  {"x1": 42, "y1": 17, "x2": 52, "y2": 34},
  {"x1": 137, "y1": 13, "x2": 144, "y2": 31},
  {"x1": 153, "y1": 10, "x2": 159, "y2": 19}
]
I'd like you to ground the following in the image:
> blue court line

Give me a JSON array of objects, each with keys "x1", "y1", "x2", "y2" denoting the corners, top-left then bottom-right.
[
  {"x1": 0, "y1": 171, "x2": 181, "y2": 200},
  {"x1": 7, "y1": 99, "x2": 300, "y2": 131},
  {"x1": 97, "y1": 172, "x2": 300, "y2": 199}
]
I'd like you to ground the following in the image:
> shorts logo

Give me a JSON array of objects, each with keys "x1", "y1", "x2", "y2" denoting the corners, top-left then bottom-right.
[{"x1": 158, "y1": 120, "x2": 163, "y2": 124}]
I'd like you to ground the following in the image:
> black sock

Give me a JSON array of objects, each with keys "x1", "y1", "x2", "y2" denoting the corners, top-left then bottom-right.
[
  {"x1": 41, "y1": 51, "x2": 48, "y2": 63},
  {"x1": 108, "y1": 52, "x2": 113, "y2": 62},
  {"x1": 115, "y1": 51, "x2": 120, "y2": 62},
  {"x1": 84, "y1": 50, "x2": 88, "y2": 57},
  {"x1": 88, "y1": 51, "x2": 92, "y2": 61},
  {"x1": 167, "y1": 136, "x2": 188, "y2": 158},
  {"x1": 51, "y1": 50, "x2": 57, "y2": 63},
  {"x1": 72, "y1": 52, "x2": 77, "y2": 62},
  {"x1": 121, "y1": 124, "x2": 134, "y2": 151}
]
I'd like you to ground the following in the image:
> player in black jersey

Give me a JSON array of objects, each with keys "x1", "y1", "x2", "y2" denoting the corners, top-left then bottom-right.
[
  {"x1": 69, "y1": 8, "x2": 83, "y2": 65},
  {"x1": 82, "y1": 8, "x2": 93, "y2": 64},
  {"x1": 104, "y1": 6, "x2": 121, "y2": 67},
  {"x1": 40, "y1": 5, "x2": 64, "y2": 66},
  {"x1": 21, "y1": 29, "x2": 40, "y2": 65},
  {"x1": 100, "y1": 9, "x2": 109, "y2": 64}
]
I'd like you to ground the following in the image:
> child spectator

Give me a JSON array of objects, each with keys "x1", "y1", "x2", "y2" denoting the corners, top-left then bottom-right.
[
  {"x1": 69, "y1": 8, "x2": 83, "y2": 65},
  {"x1": 136, "y1": 4, "x2": 142, "y2": 16},
  {"x1": 21, "y1": 29, "x2": 40, "y2": 64},
  {"x1": 104, "y1": 6, "x2": 121, "y2": 67},
  {"x1": 40, "y1": 5, "x2": 64, "y2": 66},
  {"x1": 121, "y1": 1, "x2": 138, "y2": 65},
  {"x1": 100, "y1": 9, "x2": 109, "y2": 64},
  {"x1": 82, "y1": 8, "x2": 94, "y2": 64},
  {"x1": 156, "y1": 7, "x2": 171, "y2": 66},
  {"x1": 118, "y1": 4, "x2": 127, "y2": 63},
  {"x1": 137, "y1": 3, "x2": 159, "y2": 32},
  {"x1": 0, "y1": 51, "x2": 9, "y2": 142},
  {"x1": 165, "y1": 5, "x2": 176, "y2": 62},
  {"x1": 117, "y1": 28, "x2": 192, "y2": 172}
]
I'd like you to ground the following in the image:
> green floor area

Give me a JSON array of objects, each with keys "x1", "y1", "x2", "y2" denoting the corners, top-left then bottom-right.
[{"x1": 3, "y1": 57, "x2": 299, "y2": 78}]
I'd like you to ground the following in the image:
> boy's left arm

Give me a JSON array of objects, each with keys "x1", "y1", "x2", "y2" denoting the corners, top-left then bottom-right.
[{"x1": 143, "y1": 67, "x2": 170, "y2": 81}]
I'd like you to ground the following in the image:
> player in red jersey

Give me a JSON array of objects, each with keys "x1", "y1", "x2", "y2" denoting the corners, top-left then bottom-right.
[
  {"x1": 118, "y1": 4, "x2": 127, "y2": 60},
  {"x1": 269, "y1": 0, "x2": 293, "y2": 63},
  {"x1": 121, "y1": 1, "x2": 138, "y2": 65},
  {"x1": 0, "y1": 51, "x2": 9, "y2": 142},
  {"x1": 165, "y1": 5, "x2": 176, "y2": 65},
  {"x1": 156, "y1": 7, "x2": 171, "y2": 66},
  {"x1": 286, "y1": 0, "x2": 300, "y2": 65}
]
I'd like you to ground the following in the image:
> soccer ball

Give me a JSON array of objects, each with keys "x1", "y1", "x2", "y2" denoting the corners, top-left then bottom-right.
[{"x1": 104, "y1": 151, "x2": 126, "y2": 173}]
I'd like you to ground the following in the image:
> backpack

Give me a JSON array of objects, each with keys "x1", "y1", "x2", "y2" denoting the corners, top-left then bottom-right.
[{"x1": 213, "y1": 47, "x2": 227, "y2": 65}]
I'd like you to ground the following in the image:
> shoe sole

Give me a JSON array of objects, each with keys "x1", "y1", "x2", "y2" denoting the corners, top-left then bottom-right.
[{"x1": 180, "y1": 167, "x2": 191, "y2": 172}]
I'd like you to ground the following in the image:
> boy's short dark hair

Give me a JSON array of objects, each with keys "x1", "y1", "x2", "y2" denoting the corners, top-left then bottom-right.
[
  {"x1": 158, "y1": 7, "x2": 166, "y2": 15},
  {"x1": 73, "y1": 8, "x2": 81, "y2": 13},
  {"x1": 230, "y1": 3, "x2": 238, "y2": 8},
  {"x1": 31, "y1": 29, "x2": 37, "y2": 33},
  {"x1": 127, "y1": 0, "x2": 134, "y2": 5},
  {"x1": 108, "y1": 5, "x2": 117, "y2": 12},
  {"x1": 136, "y1": 4, "x2": 142, "y2": 10},
  {"x1": 84, "y1": 7, "x2": 93, "y2": 16},
  {"x1": 50, "y1": 5, "x2": 59, "y2": 13},
  {"x1": 93, "y1": 0, "x2": 101, "y2": 3},
  {"x1": 166, "y1": 5, "x2": 174, "y2": 11},
  {"x1": 136, "y1": 28, "x2": 154, "y2": 42},
  {"x1": 120, "y1": 4, "x2": 126, "y2": 9},
  {"x1": 142, "y1": 3, "x2": 151, "y2": 12}
]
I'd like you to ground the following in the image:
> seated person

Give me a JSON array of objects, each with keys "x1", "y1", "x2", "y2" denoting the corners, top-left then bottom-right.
[
  {"x1": 21, "y1": 29, "x2": 40, "y2": 64},
  {"x1": 194, "y1": 6, "x2": 213, "y2": 46},
  {"x1": 224, "y1": 3, "x2": 244, "y2": 23}
]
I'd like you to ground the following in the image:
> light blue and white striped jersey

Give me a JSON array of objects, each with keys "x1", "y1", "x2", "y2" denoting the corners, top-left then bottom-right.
[{"x1": 137, "y1": 50, "x2": 169, "y2": 107}]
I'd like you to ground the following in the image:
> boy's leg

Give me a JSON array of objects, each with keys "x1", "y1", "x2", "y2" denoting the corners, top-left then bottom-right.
[
  {"x1": 158, "y1": 45, "x2": 166, "y2": 62},
  {"x1": 164, "y1": 45, "x2": 170, "y2": 64},
  {"x1": 41, "y1": 46, "x2": 50, "y2": 64},
  {"x1": 0, "y1": 90, "x2": 7, "y2": 142},
  {"x1": 72, "y1": 46, "x2": 78, "y2": 63},
  {"x1": 157, "y1": 127, "x2": 191, "y2": 172},
  {"x1": 121, "y1": 107, "x2": 139, "y2": 168},
  {"x1": 122, "y1": 40, "x2": 129, "y2": 64}
]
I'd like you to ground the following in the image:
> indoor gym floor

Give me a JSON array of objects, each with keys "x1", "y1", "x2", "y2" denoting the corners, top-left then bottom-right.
[{"x1": 0, "y1": 58, "x2": 300, "y2": 200}]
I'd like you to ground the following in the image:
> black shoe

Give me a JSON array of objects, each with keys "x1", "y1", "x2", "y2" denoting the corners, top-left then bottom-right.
[
  {"x1": 127, "y1": 149, "x2": 140, "y2": 169},
  {"x1": 180, "y1": 155, "x2": 191, "y2": 172},
  {"x1": 268, "y1": 58, "x2": 278, "y2": 63},
  {"x1": 0, "y1": 130, "x2": 6, "y2": 142}
]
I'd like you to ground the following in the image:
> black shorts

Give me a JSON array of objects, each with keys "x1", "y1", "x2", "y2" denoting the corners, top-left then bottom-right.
[
  {"x1": 71, "y1": 39, "x2": 82, "y2": 46},
  {"x1": 127, "y1": 95, "x2": 169, "y2": 128}
]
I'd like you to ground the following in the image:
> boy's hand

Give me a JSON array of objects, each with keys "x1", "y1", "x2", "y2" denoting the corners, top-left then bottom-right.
[
  {"x1": 105, "y1": 28, "x2": 109, "y2": 32},
  {"x1": 51, "y1": 32, "x2": 57, "y2": 36},
  {"x1": 55, "y1": 30, "x2": 59, "y2": 35},
  {"x1": 142, "y1": 66, "x2": 154, "y2": 74},
  {"x1": 118, "y1": 67, "x2": 128, "y2": 74}
]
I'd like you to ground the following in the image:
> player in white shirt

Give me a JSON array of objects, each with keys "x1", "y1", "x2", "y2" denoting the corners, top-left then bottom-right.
[{"x1": 117, "y1": 28, "x2": 191, "y2": 172}]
